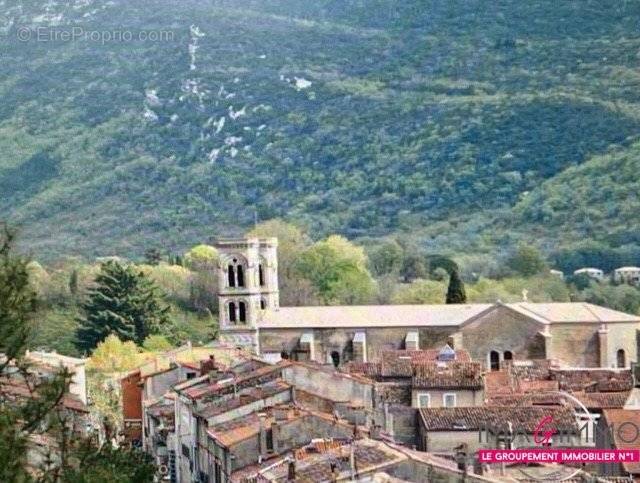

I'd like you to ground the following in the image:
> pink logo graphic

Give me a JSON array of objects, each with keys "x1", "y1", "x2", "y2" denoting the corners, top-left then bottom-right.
[{"x1": 533, "y1": 415, "x2": 557, "y2": 445}]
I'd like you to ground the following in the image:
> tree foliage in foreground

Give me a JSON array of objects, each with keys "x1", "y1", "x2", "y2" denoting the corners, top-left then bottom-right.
[{"x1": 0, "y1": 225, "x2": 155, "y2": 482}]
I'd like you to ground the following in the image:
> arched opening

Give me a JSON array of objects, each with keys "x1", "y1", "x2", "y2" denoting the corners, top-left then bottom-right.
[
  {"x1": 489, "y1": 351, "x2": 500, "y2": 371},
  {"x1": 236, "y1": 265, "x2": 245, "y2": 287},
  {"x1": 227, "y1": 265, "x2": 236, "y2": 287},
  {"x1": 238, "y1": 301, "x2": 246, "y2": 323},
  {"x1": 228, "y1": 302, "x2": 237, "y2": 323},
  {"x1": 330, "y1": 351, "x2": 340, "y2": 368},
  {"x1": 617, "y1": 349, "x2": 626, "y2": 368},
  {"x1": 260, "y1": 299, "x2": 267, "y2": 310},
  {"x1": 503, "y1": 351, "x2": 513, "y2": 363},
  {"x1": 259, "y1": 264, "x2": 265, "y2": 287}
]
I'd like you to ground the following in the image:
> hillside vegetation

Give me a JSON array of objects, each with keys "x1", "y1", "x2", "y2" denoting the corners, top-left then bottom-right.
[{"x1": 2, "y1": 0, "x2": 640, "y2": 262}]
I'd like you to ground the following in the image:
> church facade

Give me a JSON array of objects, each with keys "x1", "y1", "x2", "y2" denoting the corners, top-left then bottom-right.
[{"x1": 215, "y1": 238, "x2": 640, "y2": 370}]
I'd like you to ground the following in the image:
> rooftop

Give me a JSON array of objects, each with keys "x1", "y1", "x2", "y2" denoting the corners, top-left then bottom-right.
[
  {"x1": 257, "y1": 302, "x2": 640, "y2": 329},
  {"x1": 253, "y1": 439, "x2": 406, "y2": 483},
  {"x1": 412, "y1": 362, "x2": 483, "y2": 390},
  {"x1": 602, "y1": 409, "x2": 640, "y2": 474},
  {"x1": 419, "y1": 406, "x2": 578, "y2": 432}
]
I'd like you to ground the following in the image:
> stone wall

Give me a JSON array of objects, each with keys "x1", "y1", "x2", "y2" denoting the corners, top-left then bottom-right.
[{"x1": 461, "y1": 305, "x2": 546, "y2": 365}]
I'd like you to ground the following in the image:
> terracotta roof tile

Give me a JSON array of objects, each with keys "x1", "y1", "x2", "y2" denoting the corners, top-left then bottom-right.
[
  {"x1": 602, "y1": 409, "x2": 640, "y2": 474},
  {"x1": 413, "y1": 362, "x2": 483, "y2": 390},
  {"x1": 419, "y1": 406, "x2": 578, "y2": 433}
]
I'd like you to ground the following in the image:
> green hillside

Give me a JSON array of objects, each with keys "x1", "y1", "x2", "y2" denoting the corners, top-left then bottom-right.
[{"x1": 2, "y1": 0, "x2": 640, "y2": 260}]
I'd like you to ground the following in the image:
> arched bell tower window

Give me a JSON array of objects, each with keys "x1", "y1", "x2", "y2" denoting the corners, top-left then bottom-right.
[
  {"x1": 259, "y1": 264, "x2": 265, "y2": 287},
  {"x1": 228, "y1": 265, "x2": 236, "y2": 287},
  {"x1": 237, "y1": 265, "x2": 245, "y2": 287},
  {"x1": 228, "y1": 302, "x2": 237, "y2": 323},
  {"x1": 617, "y1": 349, "x2": 626, "y2": 368},
  {"x1": 260, "y1": 299, "x2": 267, "y2": 310},
  {"x1": 227, "y1": 257, "x2": 246, "y2": 288},
  {"x1": 238, "y1": 301, "x2": 246, "y2": 323}
]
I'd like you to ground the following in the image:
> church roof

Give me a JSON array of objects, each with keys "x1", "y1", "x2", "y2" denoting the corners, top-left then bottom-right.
[
  {"x1": 505, "y1": 302, "x2": 640, "y2": 324},
  {"x1": 257, "y1": 302, "x2": 640, "y2": 329},
  {"x1": 258, "y1": 304, "x2": 494, "y2": 329}
]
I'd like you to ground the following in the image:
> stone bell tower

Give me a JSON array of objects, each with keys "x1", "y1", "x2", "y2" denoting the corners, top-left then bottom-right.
[{"x1": 214, "y1": 237, "x2": 279, "y2": 352}]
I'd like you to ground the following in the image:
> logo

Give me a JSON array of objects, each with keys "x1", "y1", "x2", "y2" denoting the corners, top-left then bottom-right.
[
  {"x1": 533, "y1": 415, "x2": 557, "y2": 446},
  {"x1": 477, "y1": 391, "x2": 640, "y2": 481}
]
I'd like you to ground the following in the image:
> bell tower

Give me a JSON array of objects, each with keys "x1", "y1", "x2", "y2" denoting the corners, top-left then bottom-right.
[{"x1": 214, "y1": 237, "x2": 279, "y2": 352}]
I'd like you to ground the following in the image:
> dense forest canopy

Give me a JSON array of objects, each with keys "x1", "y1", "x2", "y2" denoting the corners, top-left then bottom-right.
[{"x1": 2, "y1": 0, "x2": 640, "y2": 268}]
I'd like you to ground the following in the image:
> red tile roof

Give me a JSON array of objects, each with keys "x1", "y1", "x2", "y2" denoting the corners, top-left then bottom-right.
[
  {"x1": 419, "y1": 406, "x2": 578, "y2": 433},
  {"x1": 412, "y1": 362, "x2": 483, "y2": 390},
  {"x1": 602, "y1": 409, "x2": 640, "y2": 474}
]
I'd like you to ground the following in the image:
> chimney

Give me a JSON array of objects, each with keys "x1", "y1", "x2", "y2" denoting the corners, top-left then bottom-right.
[
  {"x1": 200, "y1": 355, "x2": 216, "y2": 375},
  {"x1": 287, "y1": 460, "x2": 296, "y2": 481}
]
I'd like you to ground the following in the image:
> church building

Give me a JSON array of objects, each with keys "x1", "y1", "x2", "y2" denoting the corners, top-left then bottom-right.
[{"x1": 215, "y1": 238, "x2": 640, "y2": 370}]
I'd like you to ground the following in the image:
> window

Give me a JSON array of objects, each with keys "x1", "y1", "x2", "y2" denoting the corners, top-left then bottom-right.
[
  {"x1": 227, "y1": 265, "x2": 236, "y2": 287},
  {"x1": 259, "y1": 264, "x2": 265, "y2": 286},
  {"x1": 260, "y1": 299, "x2": 267, "y2": 310},
  {"x1": 236, "y1": 265, "x2": 245, "y2": 287},
  {"x1": 186, "y1": 372, "x2": 196, "y2": 380},
  {"x1": 443, "y1": 393, "x2": 457, "y2": 408},
  {"x1": 489, "y1": 351, "x2": 500, "y2": 371},
  {"x1": 417, "y1": 393, "x2": 431, "y2": 408},
  {"x1": 228, "y1": 302, "x2": 237, "y2": 323},
  {"x1": 238, "y1": 301, "x2": 246, "y2": 322},
  {"x1": 617, "y1": 349, "x2": 626, "y2": 368},
  {"x1": 227, "y1": 258, "x2": 246, "y2": 287},
  {"x1": 503, "y1": 351, "x2": 513, "y2": 362}
]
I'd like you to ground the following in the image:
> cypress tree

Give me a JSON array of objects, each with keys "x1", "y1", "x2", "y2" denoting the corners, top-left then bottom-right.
[
  {"x1": 76, "y1": 260, "x2": 170, "y2": 352},
  {"x1": 446, "y1": 269, "x2": 467, "y2": 304}
]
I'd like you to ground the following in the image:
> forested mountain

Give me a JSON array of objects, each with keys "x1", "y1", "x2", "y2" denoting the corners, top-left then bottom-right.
[{"x1": 2, "y1": 0, "x2": 640, "y2": 262}]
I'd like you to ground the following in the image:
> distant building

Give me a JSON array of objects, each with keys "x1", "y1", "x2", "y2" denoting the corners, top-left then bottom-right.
[
  {"x1": 573, "y1": 267, "x2": 604, "y2": 280},
  {"x1": 613, "y1": 266, "x2": 640, "y2": 285},
  {"x1": 549, "y1": 269, "x2": 564, "y2": 279},
  {"x1": 24, "y1": 350, "x2": 88, "y2": 405},
  {"x1": 214, "y1": 238, "x2": 640, "y2": 370}
]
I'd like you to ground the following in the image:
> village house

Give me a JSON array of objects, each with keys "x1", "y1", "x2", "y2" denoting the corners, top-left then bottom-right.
[
  {"x1": 214, "y1": 238, "x2": 640, "y2": 370},
  {"x1": 573, "y1": 267, "x2": 605, "y2": 281},
  {"x1": 613, "y1": 266, "x2": 640, "y2": 285}
]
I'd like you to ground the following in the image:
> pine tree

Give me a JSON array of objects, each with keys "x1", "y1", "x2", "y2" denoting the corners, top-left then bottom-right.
[
  {"x1": 446, "y1": 269, "x2": 467, "y2": 304},
  {"x1": 76, "y1": 260, "x2": 170, "y2": 352}
]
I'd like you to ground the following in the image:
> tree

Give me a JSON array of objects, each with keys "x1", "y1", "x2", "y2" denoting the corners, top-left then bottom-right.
[
  {"x1": 392, "y1": 280, "x2": 446, "y2": 304},
  {"x1": 184, "y1": 244, "x2": 218, "y2": 270},
  {"x1": 507, "y1": 243, "x2": 547, "y2": 277},
  {"x1": 368, "y1": 240, "x2": 404, "y2": 276},
  {"x1": 76, "y1": 261, "x2": 170, "y2": 352},
  {"x1": 446, "y1": 270, "x2": 467, "y2": 304},
  {"x1": 144, "y1": 248, "x2": 162, "y2": 266},
  {"x1": 87, "y1": 334, "x2": 141, "y2": 373},
  {"x1": 69, "y1": 268, "x2": 79, "y2": 297},
  {"x1": 142, "y1": 334, "x2": 174, "y2": 352},
  {"x1": 295, "y1": 236, "x2": 376, "y2": 305},
  {"x1": 0, "y1": 227, "x2": 36, "y2": 369},
  {"x1": 400, "y1": 253, "x2": 428, "y2": 282}
]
